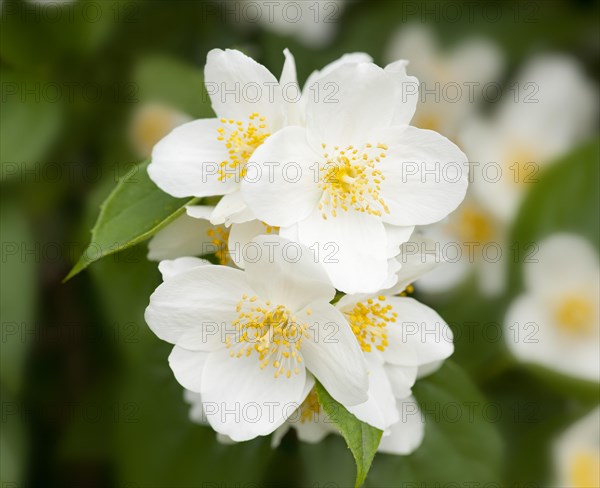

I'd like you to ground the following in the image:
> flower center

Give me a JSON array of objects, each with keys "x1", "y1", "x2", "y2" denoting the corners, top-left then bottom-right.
[
  {"x1": 569, "y1": 450, "x2": 600, "y2": 488},
  {"x1": 206, "y1": 226, "x2": 230, "y2": 265},
  {"x1": 299, "y1": 389, "x2": 321, "y2": 423},
  {"x1": 228, "y1": 295, "x2": 307, "y2": 378},
  {"x1": 450, "y1": 203, "x2": 494, "y2": 244},
  {"x1": 555, "y1": 295, "x2": 594, "y2": 335},
  {"x1": 318, "y1": 143, "x2": 390, "y2": 219},
  {"x1": 216, "y1": 113, "x2": 270, "y2": 181},
  {"x1": 504, "y1": 145, "x2": 538, "y2": 186},
  {"x1": 345, "y1": 296, "x2": 397, "y2": 353}
]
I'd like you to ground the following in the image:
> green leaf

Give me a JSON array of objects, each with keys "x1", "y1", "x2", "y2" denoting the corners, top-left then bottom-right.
[
  {"x1": 65, "y1": 160, "x2": 197, "y2": 281},
  {"x1": 314, "y1": 381, "x2": 383, "y2": 488}
]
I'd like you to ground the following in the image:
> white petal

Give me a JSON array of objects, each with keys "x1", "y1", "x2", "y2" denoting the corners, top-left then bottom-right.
[
  {"x1": 241, "y1": 126, "x2": 322, "y2": 227},
  {"x1": 185, "y1": 204, "x2": 214, "y2": 220},
  {"x1": 243, "y1": 235, "x2": 335, "y2": 312},
  {"x1": 378, "y1": 396, "x2": 425, "y2": 455},
  {"x1": 381, "y1": 258, "x2": 402, "y2": 291},
  {"x1": 386, "y1": 236, "x2": 445, "y2": 294},
  {"x1": 145, "y1": 265, "x2": 254, "y2": 350},
  {"x1": 147, "y1": 214, "x2": 213, "y2": 261},
  {"x1": 209, "y1": 192, "x2": 255, "y2": 226},
  {"x1": 384, "y1": 60, "x2": 419, "y2": 126},
  {"x1": 280, "y1": 48, "x2": 302, "y2": 126},
  {"x1": 385, "y1": 224, "x2": 415, "y2": 258},
  {"x1": 303, "y1": 52, "x2": 373, "y2": 93},
  {"x1": 228, "y1": 220, "x2": 276, "y2": 269},
  {"x1": 168, "y1": 346, "x2": 209, "y2": 393},
  {"x1": 385, "y1": 364, "x2": 418, "y2": 398},
  {"x1": 158, "y1": 257, "x2": 210, "y2": 281},
  {"x1": 148, "y1": 118, "x2": 236, "y2": 198},
  {"x1": 383, "y1": 297, "x2": 454, "y2": 367},
  {"x1": 300, "y1": 52, "x2": 373, "y2": 124},
  {"x1": 201, "y1": 348, "x2": 308, "y2": 441},
  {"x1": 348, "y1": 356, "x2": 399, "y2": 430},
  {"x1": 297, "y1": 208, "x2": 389, "y2": 294},
  {"x1": 377, "y1": 126, "x2": 469, "y2": 226},
  {"x1": 305, "y1": 62, "x2": 397, "y2": 148},
  {"x1": 204, "y1": 49, "x2": 284, "y2": 128},
  {"x1": 300, "y1": 301, "x2": 368, "y2": 406}
]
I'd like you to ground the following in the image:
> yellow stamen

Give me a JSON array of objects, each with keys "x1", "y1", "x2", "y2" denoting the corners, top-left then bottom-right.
[
  {"x1": 345, "y1": 296, "x2": 397, "y2": 353},
  {"x1": 228, "y1": 295, "x2": 307, "y2": 378},
  {"x1": 318, "y1": 143, "x2": 390, "y2": 219},
  {"x1": 216, "y1": 113, "x2": 270, "y2": 181}
]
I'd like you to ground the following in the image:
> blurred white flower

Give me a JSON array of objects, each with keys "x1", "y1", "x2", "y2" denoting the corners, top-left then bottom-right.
[
  {"x1": 416, "y1": 54, "x2": 597, "y2": 295},
  {"x1": 145, "y1": 235, "x2": 368, "y2": 441},
  {"x1": 463, "y1": 54, "x2": 598, "y2": 223},
  {"x1": 553, "y1": 408, "x2": 600, "y2": 488},
  {"x1": 129, "y1": 102, "x2": 192, "y2": 159},
  {"x1": 243, "y1": 60, "x2": 468, "y2": 293},
  {"x1": 241, "y1": 0, "x2": 346, "y2": 49},
  {"x1": 415, "y1": 193, "x2": 507, "y2": 296},
  {"x1": 385, "y1": 24, "x2": 504, "y2": 139},
  {"x1": 504, "y1": 234, "x2": 599, "y2": 382}
]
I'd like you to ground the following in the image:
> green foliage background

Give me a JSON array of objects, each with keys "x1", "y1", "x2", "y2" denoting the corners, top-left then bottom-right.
[{"x1": 1, "y1": 0, "x2": 599, "y2": 486}]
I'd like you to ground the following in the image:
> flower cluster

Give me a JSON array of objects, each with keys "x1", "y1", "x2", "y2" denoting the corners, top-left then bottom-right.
[{"x1": 144, "y1": 49, "x2": 468, "y2": 453}]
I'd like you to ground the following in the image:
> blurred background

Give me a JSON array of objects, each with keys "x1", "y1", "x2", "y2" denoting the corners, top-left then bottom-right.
[{"x1": 1, "y1": 0, "x2": 599, "y2": 486}]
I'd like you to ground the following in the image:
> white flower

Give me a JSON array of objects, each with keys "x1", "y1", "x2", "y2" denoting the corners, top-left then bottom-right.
[
  {"x1": 272, "y1": 244, "x2": 454, "y2": 454},
  {"x1": 148, "y1": 48, "x2": 300, "y2": 226},
  {"x1": 129, "y1": 102, "x2": 192, "y2": 159},
  {"x1": 553, "y1": 407, "x2": 599, "y2": 488},
  {"x1": 463, "y1": 54, "x2": 598, "y2": 223},
  {"x1": 148, "y1": 48, "x2": 373, "y2": 228},
  {"x1": 505, "y1": 234, "x2": 599, "y2": 382},
  {"x1": 145, "y1": 235, "x2": 368, "y2": 441},
  {"x1": 384, "y1": 24, "x2": 504, "y2": 139},
  {"x1": 242, "y1": 60, "x2": 468, "y2": 293}
]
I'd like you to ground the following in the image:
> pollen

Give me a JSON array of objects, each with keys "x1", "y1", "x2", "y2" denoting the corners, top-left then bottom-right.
[
  {"x1": 206, "y1": 226, "x2": 230, "y2": 265},
  {"x1": 228, "y1": 295, "x2": 307, "y2": 379},
  {"x1": 317, "y1": 142, "x2": 390, "y2": 219},
  {"x1": 345, "y1": 296, "x2": 397, "y2": 353},
  {"x1": 216, "y1": 113, "x2": 270, "y2": 182},
  {"x1": 299, "y1": 389, "x2": 321, "y2": 423},
  {"x1": 261, "y1": 221, "x2": 280, "y2": 234}
]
